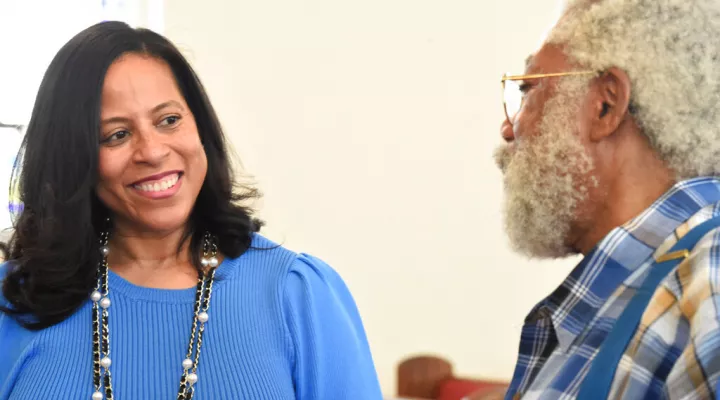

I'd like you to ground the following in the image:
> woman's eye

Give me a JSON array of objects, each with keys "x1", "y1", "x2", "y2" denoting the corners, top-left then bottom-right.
[
  {"x1": 101, "y1": 130, "x2": 130, "y2": 145},
  {"x1": 159, "y1": 115, "x2": 181, "y2": 127}
]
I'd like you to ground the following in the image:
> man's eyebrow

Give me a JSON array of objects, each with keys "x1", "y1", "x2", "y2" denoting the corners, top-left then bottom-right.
[{"x1": 525, "y1": 54, "x2": 534, "y2": 71}]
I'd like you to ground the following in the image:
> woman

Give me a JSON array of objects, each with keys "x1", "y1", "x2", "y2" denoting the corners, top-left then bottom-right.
[{"x1": 0, "y1": 21, "x2": 381, "y2": 399}]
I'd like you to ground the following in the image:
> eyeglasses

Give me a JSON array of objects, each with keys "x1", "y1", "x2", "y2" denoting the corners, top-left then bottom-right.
[{"x1": 501, "y1": 71, "x2": 596, "y2": 126}]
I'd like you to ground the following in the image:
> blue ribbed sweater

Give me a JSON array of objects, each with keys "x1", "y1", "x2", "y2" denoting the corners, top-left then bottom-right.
[{"x1": 0, "y1": 234, "x2": 382, "y2": 399}]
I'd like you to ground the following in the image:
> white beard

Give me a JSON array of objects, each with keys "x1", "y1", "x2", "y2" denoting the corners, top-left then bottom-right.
[{"x1": 495, "y1": 77, "x2": 596, "y2": 258}]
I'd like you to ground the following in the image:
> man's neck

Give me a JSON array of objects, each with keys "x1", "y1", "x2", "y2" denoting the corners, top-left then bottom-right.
[{"x1": 573, "y1": 136, "x2": 676, "y2": 255}]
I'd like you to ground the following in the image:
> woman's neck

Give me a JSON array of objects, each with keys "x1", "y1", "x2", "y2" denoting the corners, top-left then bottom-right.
[{"x1": 106, "y1": 223, "x2": 199, "y2": 289}]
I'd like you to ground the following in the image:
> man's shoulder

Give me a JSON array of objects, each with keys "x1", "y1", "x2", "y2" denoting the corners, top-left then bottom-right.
[
  {"x1": 676, "y1": 205, "x2": 720, "y2": 267},
  {"x1": 654, "y1": 203, "x2": 720, "y2": 261},
  {"x1": 656, "y1": 207, "x2": 720, "y2": 306},
  {"x1": 677, "y1": 221, "x2": 720, "y2": 290}
]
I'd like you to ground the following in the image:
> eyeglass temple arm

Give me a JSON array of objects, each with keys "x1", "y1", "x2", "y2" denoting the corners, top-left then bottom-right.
[
  {"x1": 0, "y1": 122, "x2": 23, "y2": 132},
  {"x1": 502, "y1": 70, "x2": 597, "y2": 82}
]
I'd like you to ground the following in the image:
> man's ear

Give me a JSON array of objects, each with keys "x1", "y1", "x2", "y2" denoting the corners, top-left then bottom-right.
[{"x1": 588, "y1": 67, "x2": 632, "y2": 142}]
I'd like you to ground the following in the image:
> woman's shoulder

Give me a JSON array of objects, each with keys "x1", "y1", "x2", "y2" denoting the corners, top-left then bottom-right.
[
  {"x1": 234, "y1": 233, "x2": 297, "y2": 267},
  {"x1": 0, "y1": 263, "x2": 42, "y2": 391},
  {"x1": 0, "y1": 262, "x2": 9, "y2": 304},
  {"x1": 219, "y1": 233, "x2": 300, "y2": 283},
  {"x1": 0, "y1": 262, "x2": 25, "y2": 333},
  {"x1": 245, "y1": 236, "x2": 354, "y2": 309},
  {"x1": 221, "y1": 233, "x2": 344, "y2": 291}
]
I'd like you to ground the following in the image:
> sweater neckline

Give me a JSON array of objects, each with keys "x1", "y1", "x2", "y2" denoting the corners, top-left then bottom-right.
[{"x1": 107, "y1": 257, "x2": 232, "y2": 304}]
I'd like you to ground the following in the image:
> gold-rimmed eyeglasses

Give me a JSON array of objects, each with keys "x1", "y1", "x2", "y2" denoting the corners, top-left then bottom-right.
[{"x1": 501, "y1": 71, "x2": 596, "y2": 125}]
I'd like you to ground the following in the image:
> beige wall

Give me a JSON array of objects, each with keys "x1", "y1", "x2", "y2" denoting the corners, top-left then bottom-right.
[{"x1": 163, "y1": 0, "x2": 578, "y2": 394}]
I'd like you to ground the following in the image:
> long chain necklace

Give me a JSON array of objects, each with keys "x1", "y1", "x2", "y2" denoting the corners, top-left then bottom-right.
[{"x1": 90, "y1": 232, "x2": 219, "y2": 400}]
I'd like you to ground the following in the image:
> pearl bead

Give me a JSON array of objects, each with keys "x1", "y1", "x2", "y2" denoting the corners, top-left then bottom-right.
[
  {"x1": 92, "y1": 391, "x2": 104, "y2": 400},
  {"x1": 100, "y1": 246, "x2": 110, "y2": 257},
  {"x1": 187, "y1": 372, "x2": 198, "y2": 385},
  {"x1": 100, "y1": 356, "x2": 111, "y2": 368},
  {"x1": 200, "y1": 258, "x2": 209, "y2": 267},
  {"x1": 91, "y1": 291, "x2": 102, "y2": 302},
  {"x1": 198, "y1": 312, "x2": 209, "y2": 323},
  {"x1": 100, "y1": 297, "x2": 111, "y2": 309},
  {"x1": 182, "y1": 358, "x2": 193, "y2": 370},
  {"x1": 208, "y1": 257, "x2": 219, "y2": 267}
]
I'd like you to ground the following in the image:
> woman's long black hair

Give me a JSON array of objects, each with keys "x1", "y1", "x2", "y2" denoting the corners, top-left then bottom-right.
[{"x1": 1, "y1": 21, "x2": 261, "y2": 330}]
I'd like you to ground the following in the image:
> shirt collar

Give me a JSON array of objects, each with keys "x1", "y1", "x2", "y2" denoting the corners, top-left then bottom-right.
[{"x1": 527, "y1": 177, "x2": 720, "y2": 351}]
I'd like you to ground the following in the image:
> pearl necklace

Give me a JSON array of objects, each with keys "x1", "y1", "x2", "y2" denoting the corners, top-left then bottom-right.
[{"x1": 90, "y1": 232, "x2": 219, "y2": 400}]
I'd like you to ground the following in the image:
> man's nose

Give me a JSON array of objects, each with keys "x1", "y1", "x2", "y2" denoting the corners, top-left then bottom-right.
[{"x1": 501, "y1": 119, "x2": 515, "y2": 143}]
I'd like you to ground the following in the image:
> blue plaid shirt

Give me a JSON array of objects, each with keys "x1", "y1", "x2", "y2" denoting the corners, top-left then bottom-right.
[{"x1": 506, "y1": 177, "x2": 720, "y2": 399}]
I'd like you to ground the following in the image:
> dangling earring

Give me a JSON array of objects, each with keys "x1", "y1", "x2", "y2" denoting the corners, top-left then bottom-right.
[
  {"x1": 98, "y1": 216, "x2": 111, "y2": 261},
  {"x1": 200, "y1": 232, "x2": 219, "y2": 268}
]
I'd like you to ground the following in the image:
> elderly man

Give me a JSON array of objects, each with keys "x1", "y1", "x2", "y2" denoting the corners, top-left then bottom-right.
[{"x1": 497, "y1": 0, "x2": 720, "y2": 399}]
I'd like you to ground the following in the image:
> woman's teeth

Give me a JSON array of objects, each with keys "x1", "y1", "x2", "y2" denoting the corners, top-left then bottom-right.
[{"x1": 133, "y1": 173, "x2": 180, "y2": 192}]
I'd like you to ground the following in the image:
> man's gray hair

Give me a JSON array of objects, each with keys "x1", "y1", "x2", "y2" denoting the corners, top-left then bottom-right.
[{"x1": 548, "y1": 0, "x2": 720, "y2": 178}]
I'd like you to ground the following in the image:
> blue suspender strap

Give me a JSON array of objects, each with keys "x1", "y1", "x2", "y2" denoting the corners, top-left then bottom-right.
[{"x1": 577, "y1": 215, "x2": 720, "y2": 400}]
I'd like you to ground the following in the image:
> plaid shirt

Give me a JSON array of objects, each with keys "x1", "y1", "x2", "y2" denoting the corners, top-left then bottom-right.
[{"x1": 506, "y1": 177, "x2": 720, "y2": 400}]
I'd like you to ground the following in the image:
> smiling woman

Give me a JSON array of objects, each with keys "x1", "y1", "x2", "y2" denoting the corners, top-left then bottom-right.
[
  {"x1": 0, "y1": 21, "x2": 381, "y2": 399},
  {"x1": 97, "y1": 55, "x2": 209, "y2": 238}
]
